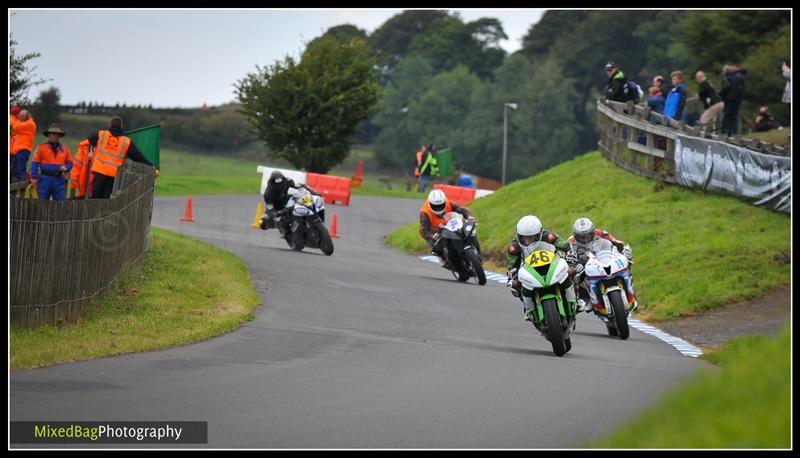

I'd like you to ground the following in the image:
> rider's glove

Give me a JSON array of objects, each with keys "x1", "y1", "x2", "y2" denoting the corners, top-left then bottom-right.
[
  {"x1": 565, "y1": 250, "x2": 578, "y2": 265},
  {"x1": 622, "y1": 244, "x2": 633, "y2": 261},
  {"x1": 573, "y1": 263, "x2": 584, "y2": 275},
  {"x1": 506, "y1": 268, "x2": 517, "y2": 287}
]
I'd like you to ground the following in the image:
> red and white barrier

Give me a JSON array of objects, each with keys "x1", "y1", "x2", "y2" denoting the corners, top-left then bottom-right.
[{"x1": 432, "y1": 184, "x2": 495, "y2": 205}]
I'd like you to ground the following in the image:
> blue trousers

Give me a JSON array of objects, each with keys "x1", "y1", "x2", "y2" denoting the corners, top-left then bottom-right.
[
  {"x1": 10, "y1": 150, "x2": 30, "y2": 182},
  {"x1": 418, "y1": 175, "x2": 432, "y2": 193},
  {"x1": 38, "y1": 175, "x2": 66, "y2": 201}
]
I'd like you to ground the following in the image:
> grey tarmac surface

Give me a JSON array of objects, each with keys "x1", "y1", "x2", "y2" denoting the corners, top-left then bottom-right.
[{"x1": 10, "y1": 194, "x2": 705, "y2": 448}]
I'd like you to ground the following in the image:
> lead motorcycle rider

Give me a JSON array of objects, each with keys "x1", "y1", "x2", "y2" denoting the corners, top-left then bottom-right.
[
  {"x1": 506, "y1": 215, "x2": 578, "y2": 321},
  {"x1": 567, "y1": 217, "x2": 634, "y2": 312},
  {"x1": 260, "y1": 170, "x2": 322, "y2": 233}
]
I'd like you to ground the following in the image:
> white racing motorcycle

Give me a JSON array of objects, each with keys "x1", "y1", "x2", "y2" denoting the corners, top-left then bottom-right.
[
  {"x1": 580, "y1": 242, "x2": 637, "y2": 339},
  {"x1": 262, "y1": 188, "x2": 334, "y2": 256}
]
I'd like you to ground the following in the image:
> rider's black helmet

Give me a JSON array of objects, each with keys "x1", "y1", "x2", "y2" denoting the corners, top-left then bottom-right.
[{"x1": 269, "y1": 170, "x2": 285, "y2": 185}]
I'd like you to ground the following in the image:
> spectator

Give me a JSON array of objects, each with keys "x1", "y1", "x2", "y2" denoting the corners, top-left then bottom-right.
[
  {"x1": 10, "y1": 109, "x2": 36, "y2": 183},
  {"x1": 646, "y1": 86, "x2": 665, "y2": 114},
  {"x1": 694, "y1": 70, "x2": 725, "y2": 132},
  {"x1": 604, "y1": 61, "x2": 629, "y2": 102},
  {"x1": 417, "y1": 143, "x2": 439, "y2": 193},
  {"x1": 86, "y1": 116, "x2": 155, "y2": 199},
  {"x1": 653, "y1": 75, "x2": 673, "y2": 99},
  {"x1": 782, "y1": 62, "x2": 791, "y2": 104},
  {"x1": 754, "y1": 106, "x2": 779, "y2": 132},
  {"x1": 413, "y1": 143, "x2": 427, "y2": 182},
  {"x1": 69, "y1": 140, "x2": 94, "y2": 199},
  {"x1": 719, "y1": 63, "x2": 746, "y2": 136},
  {"x1": 31, "y1": 123, "x2": 72, "y2": 201},
  {"x1": 9, "y1": 104, "x2": 21, "y2": 162},
  {"x1": 664, "y1": 71, "x2": 687, "y2": 121}
]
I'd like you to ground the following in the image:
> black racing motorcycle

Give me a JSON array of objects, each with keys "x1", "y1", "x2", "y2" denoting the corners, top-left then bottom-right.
[{"x1": 437, "y1": 212, "x2": 486, "y2": 285}]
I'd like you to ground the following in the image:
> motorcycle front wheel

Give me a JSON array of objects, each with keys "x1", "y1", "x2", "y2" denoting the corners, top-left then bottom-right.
[
  {"x1": 315, "y1": 222, "x2": 334, "y2": 256},
  {"x1": 609, "y1": 290, "x2": 630, "y2": 340},
  {"x1": 542, "y1": 298, "x2": 567, "y2": 356},
  {"x1": 465, "y1": 248, "x2": 486, "y2": 285}
]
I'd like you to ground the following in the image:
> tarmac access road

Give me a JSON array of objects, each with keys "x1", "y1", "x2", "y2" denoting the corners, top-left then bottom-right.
[{"x1": 10, "y1": 195, "x2": 703, "y2": 448}]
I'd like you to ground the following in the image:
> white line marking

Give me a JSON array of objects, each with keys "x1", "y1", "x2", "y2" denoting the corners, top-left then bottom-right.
[{"x1": 418, "y1": 255, "x2": 703, "y2": 358}]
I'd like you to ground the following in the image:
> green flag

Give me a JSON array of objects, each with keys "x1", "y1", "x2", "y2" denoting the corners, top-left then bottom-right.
[
  {"x1": 436, "y1": 147, "x2": 453, "y2": 178},
  {"x1": 126, "y1": 123, "x2": 160, "y2": 169}
]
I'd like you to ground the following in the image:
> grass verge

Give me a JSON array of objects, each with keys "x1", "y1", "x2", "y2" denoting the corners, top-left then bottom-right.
[
  {"x1": 589, "y1": 325, "x2": 790, "y2": 448},
  {"x1": 386, "y1": 151, "x2": 790, "y2": 321},
  {"x1": 10, "y1": 227, "x2": 261, "y2": 370}
]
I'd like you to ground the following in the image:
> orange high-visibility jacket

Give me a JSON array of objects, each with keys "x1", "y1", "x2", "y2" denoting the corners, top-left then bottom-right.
[
  {"x1": 69, "y1": 140, "x2": 93, "y2": 197},
  {"x1": 419, "y1": 199, "x2": 453, "y2": 232},
  {"x1": 90, "y1": 130, "x2": 131, "y2": 177},
  {"x1": 11, "y1": 116, "x2": 36, "y2": 154},
  {"x1": 414, "y1": 150, "x2": 423, "y2": 177},
  {"x1": 32, "y1": 141, "x2": 72, "y2": 172},
  {"x1": 10, "y1": 114, "x2": 17, "y2": 152}
]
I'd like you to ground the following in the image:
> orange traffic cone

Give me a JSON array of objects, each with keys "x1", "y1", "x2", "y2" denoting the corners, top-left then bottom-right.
[
  {"x1": 351, "y1": 160, "x2": 363, "y2": 188},
  {"x1": 180, "y1": 196, "x2": 195, "y2": 222},
  {"x1": 329, "y1": 213, "x2": 340, "y2": 238}
]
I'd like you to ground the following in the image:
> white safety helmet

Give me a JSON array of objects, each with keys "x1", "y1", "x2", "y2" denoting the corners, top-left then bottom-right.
[
  {"x1": 428, "y1": 189, "x2": 447, "y2": 216},
  {"x1": 572, "y1": 217, "x2": 595, "y2": 244},
  {"x1": 516, "y1": 215, "x2": 542, "y2": 248}
]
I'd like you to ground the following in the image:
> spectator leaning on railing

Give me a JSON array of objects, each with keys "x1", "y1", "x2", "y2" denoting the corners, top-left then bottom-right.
[
  {"x1": 646, "y1": 86, "x2": 665, "y2": 115},
  {"x1": 694, "y1": 70, "x2": 724, "y2": 132},
  {"x1": 664, "y1": 71, "x2": 687, "y2": 121},
  {"x1": 85, "y1": 116, "x2": 157, "y2": 199},
  {"x1": 604, "y1": 61, "x2": 629, "y2": 103}
]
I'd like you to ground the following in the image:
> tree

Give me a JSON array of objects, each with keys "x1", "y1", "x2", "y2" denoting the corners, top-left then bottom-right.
[
  {"x1": 373, "y1": 55, "x2": 437, "y2": 168},
  {"x1": 367, "y1": 10, "x2": 451, "y2": 74},
  {"x1": 310, "y1": 24, "x2": 368, "y2": 46},
  {"x1": 236, "y1": 36, "x2": 380, "y2": 173},
  {"x1": 31, "y1": 86, "x2": 62, "y2": 130},
  {"x1": 9, "y1": 34, "x2": 48, "y2": 105},
  {"x1": 407, "y1": 16, "x2": 507, "y2": 81}
]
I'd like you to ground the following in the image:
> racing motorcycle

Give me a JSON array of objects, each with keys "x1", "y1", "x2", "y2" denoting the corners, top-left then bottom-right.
[
  {"x1": 517, "y1": 247, "x2": 577, "y2": 356},
  {"x1": 580, "y1": 243, "x2": 637, "y2": 339},
  {"x1": 260, "y1": 188, "x2": 334, "y2": 256},
  {"x1": 437, "y1": 212, "x2": 486, "y2": 285}
]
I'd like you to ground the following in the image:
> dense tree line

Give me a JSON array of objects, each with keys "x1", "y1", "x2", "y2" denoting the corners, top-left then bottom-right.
[
  {"x1": 17, "y1": 10, "x2": 789, "y2": 177},
  {"x1": 367, "y1": 9, "x2": 790, "y2": 182}
]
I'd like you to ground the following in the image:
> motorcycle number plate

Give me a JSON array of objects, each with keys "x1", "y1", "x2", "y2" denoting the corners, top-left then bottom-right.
[
  {"x1": 525, "y1": 250, "x2": 556, "y2": 267},
  {"x1": 445, "y1": 219, "x2": 462, "y2": 232}
]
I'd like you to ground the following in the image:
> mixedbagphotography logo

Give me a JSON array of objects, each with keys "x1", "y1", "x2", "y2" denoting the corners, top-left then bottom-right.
[
  {"x1": 89, "y1": 208, "x2": 131, "y2": 252},
  {"x1": 11, "y1": 421, "x2": 207, "y2": 444}
]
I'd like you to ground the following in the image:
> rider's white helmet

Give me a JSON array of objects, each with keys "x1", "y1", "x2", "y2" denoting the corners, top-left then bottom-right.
[
  {"x1": 428, "y1": 189, "x2": 447, "y2": 216},
  {"x1": 572, "y1": 217, "x2": 595, "y2": 245},
  {"x1": 516, "y1": 215, "x2": 542, "y2": 248}
]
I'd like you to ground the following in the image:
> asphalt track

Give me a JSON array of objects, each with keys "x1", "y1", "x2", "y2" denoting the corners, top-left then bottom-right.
[{"x1": 10, "y1": 195, "x2": 705, "y2": 448}]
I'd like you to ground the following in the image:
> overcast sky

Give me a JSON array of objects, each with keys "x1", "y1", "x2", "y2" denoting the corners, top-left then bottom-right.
[{"x1": 9, "y1": 9, "x2": 545, "y2": 108}]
